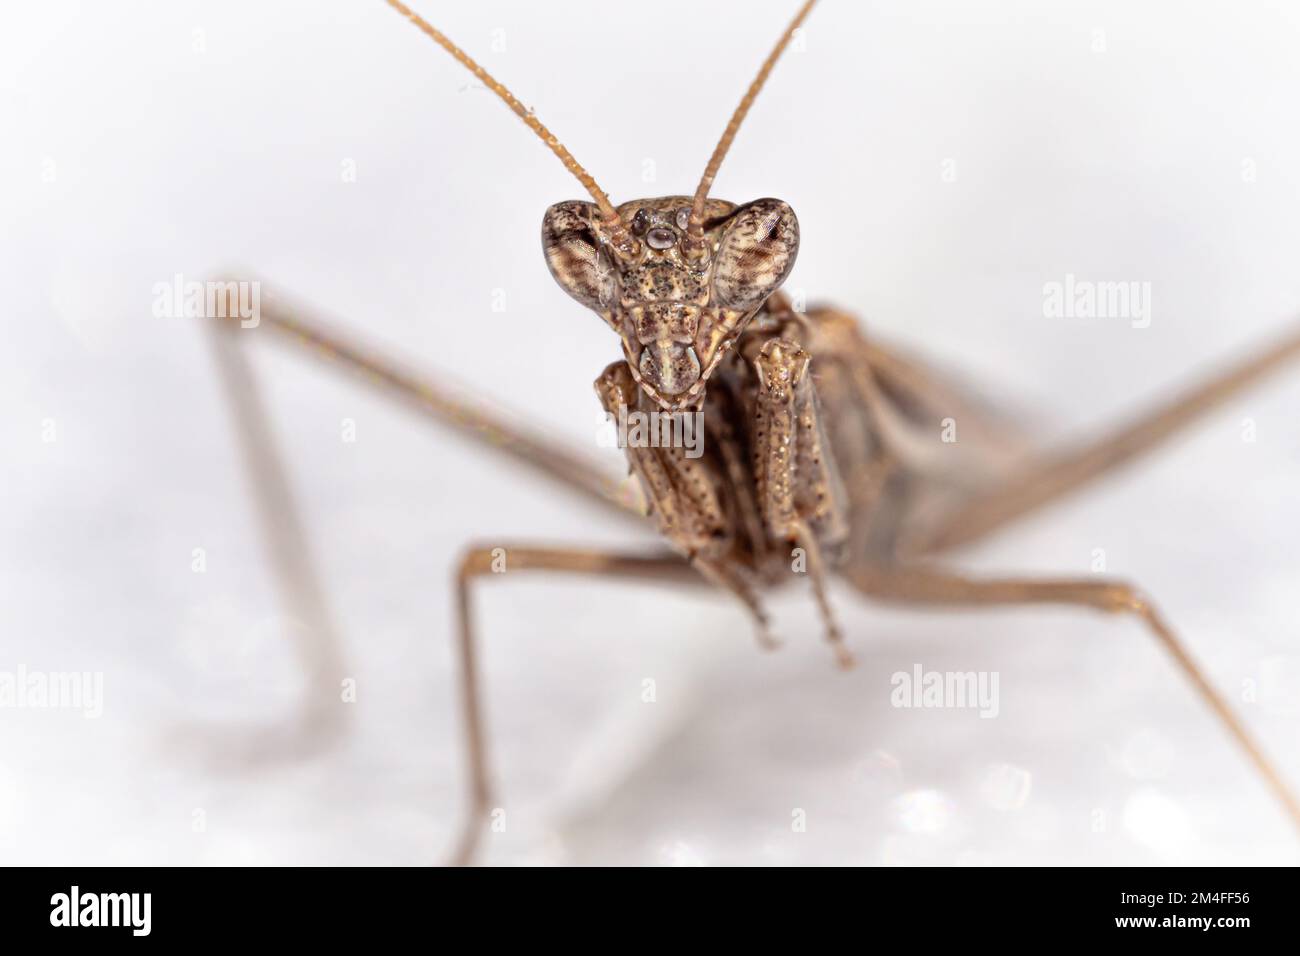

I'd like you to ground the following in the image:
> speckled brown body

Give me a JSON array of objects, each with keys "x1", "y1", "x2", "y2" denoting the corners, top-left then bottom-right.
[
  {"x1": 592, "y1": 277, "x2": 1025, "y2": 658},
  {"x1": 547, "y1": 190, "x2": 1025, "y2": 655}
]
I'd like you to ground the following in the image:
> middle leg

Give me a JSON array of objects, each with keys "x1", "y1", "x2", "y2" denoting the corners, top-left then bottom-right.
[{"x1": 448, "y1": 543, "x2": 702, "y2": 865}]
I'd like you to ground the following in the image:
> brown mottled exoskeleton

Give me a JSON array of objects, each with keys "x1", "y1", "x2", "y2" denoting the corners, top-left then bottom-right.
[{"x1": 210, "y1": 0, "x2": 1300, "y2": 864}]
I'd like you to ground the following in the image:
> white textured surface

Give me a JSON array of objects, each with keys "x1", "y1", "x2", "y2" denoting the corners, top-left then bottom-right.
[{"x1": 3, "y1": 0, "x2": 1300, "y2": 865}]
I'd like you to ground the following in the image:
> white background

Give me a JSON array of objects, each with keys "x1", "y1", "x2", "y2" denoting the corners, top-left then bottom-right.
[{"x1": 3, "y1": 0, "x2": 1300, "y2": 865}]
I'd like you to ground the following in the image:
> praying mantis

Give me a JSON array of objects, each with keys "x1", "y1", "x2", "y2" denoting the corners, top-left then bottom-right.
[{"x1": 207, "y1": 0, "x2": 1300, "y2": 864}]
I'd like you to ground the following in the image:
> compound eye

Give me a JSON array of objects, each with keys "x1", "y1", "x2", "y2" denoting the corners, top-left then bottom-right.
[
  {"x1": 675, "y1": 207, "x2": 690, "y2": 231},
  {"x1": 712, "y1": 199, "x2": 799, "y2": 311},
  {"x1": 631, "y1": 208, "x2": 650, "y2": 235},
  {"x1": 542, "y1": 201, "x2": 616, "y2": 311}
]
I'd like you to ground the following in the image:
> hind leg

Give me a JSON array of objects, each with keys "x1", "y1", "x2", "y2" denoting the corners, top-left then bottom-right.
[
  {"x1": 842, "y1": 562, "x2": 1300, "y2": 832},
  {"x1": 203, "y1": 282, "x2": 647, "y2": 759},
  {"x1": 901, "y1": 322, "x2": 1300, "y2": 555}
]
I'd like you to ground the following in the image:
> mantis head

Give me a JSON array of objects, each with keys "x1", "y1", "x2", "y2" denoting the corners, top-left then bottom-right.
[{"x1": 542, "y1": 195, "x2": 799, "y2": 411}]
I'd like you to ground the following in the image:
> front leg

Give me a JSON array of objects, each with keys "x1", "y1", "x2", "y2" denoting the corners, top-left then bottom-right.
[
  {"x1": 750, "y1": 338, "x2": 854, "y2": 667},
  {"x1": 594, "y1": 363, "x2": 777, "y2": 649}
]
